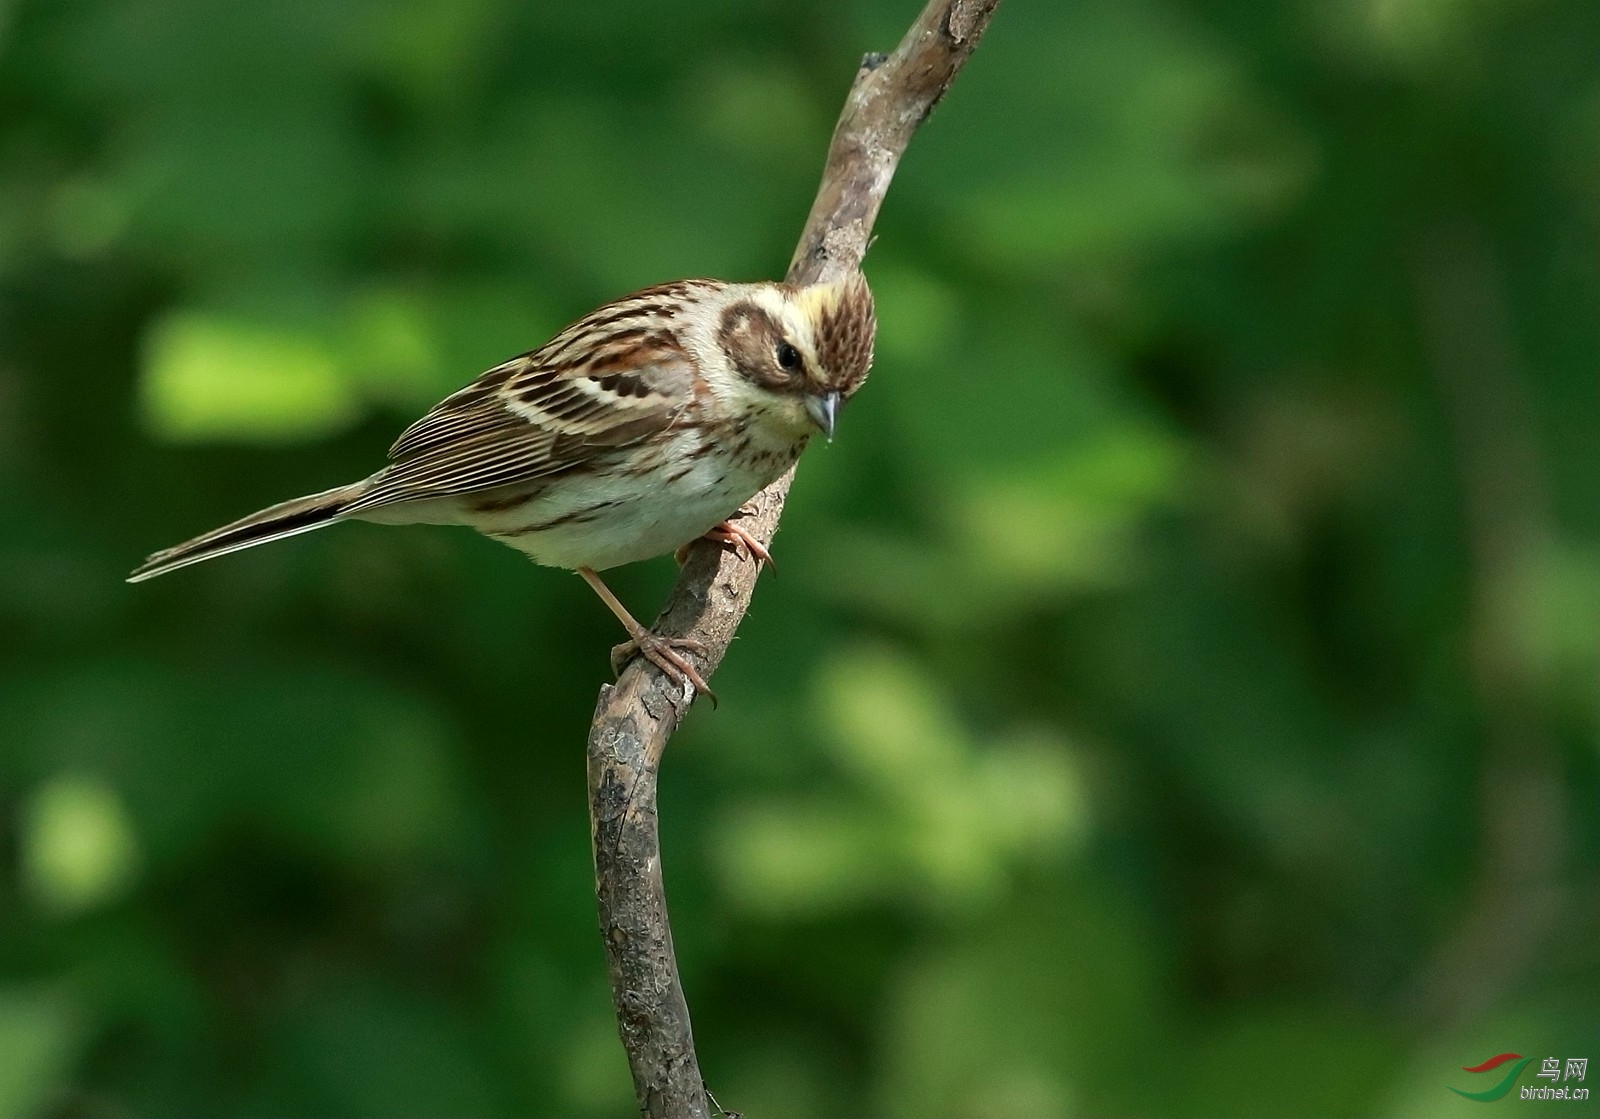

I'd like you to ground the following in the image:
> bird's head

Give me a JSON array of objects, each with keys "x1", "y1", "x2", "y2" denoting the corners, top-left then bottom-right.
[{"x1": 709, "y1": 272, "x2": 876, "y2": 442}]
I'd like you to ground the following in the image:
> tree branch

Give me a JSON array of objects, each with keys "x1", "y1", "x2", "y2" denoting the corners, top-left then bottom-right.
[{"x1": 585, "y1": 3, "x2": 1001, "y2": 1114}]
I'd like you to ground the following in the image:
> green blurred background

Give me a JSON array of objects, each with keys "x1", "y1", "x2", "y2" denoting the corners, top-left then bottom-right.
[{"x1": 2, "y1": 0, "x2": 1596, "y2": 1115}]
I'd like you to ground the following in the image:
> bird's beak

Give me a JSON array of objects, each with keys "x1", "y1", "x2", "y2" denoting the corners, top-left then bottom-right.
[{"x1": 805, "y1": 391, "x2": 840, "y2": 441}]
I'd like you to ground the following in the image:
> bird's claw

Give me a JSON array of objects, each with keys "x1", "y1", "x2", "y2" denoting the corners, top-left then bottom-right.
[
  {"x1": 610, "y1": 632, "x2": 716, "y2": 706},
  {"x1": 700, "y1": 517, "x2": 775, "y2": 572}
]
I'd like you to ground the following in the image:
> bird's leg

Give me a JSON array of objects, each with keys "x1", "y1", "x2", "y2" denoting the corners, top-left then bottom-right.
[
  {"x1": 578, "y1": 566, "x2": 714, "y2": 703},
  {"x1": 674, "y1": 503, "x2": 776, "y2": 571}
]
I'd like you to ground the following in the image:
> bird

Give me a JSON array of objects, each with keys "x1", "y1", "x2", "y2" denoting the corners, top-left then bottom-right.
[{"x1": 128, "y1": 273, "x2": 877, "y2": 701}]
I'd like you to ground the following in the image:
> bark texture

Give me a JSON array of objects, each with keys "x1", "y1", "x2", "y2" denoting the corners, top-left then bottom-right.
[{"x1": 586, "y1": 3, "x2": 1002, "y2": 1115}]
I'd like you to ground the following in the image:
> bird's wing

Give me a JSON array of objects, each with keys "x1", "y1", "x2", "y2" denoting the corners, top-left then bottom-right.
[{"x1": 344, "y1": 315, "x2": 702, "y2": 515}]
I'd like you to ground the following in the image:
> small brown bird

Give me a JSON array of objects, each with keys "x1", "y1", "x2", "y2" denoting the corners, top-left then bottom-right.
[{"x1": 129, "y1": 273, "x2": 876, "y2": 699}]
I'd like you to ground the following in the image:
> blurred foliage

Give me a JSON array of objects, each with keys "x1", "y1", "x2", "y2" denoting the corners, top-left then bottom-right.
[{"x1": 1, "y1": 0, "x2": 1597, "y2": 1115}]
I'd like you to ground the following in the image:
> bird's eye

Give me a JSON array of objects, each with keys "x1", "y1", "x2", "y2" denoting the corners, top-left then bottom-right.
[{"x1": 775, "y1": 341, "x2": 801, "y2": 371}]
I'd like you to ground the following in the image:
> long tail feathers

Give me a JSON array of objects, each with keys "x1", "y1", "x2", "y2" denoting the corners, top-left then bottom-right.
[{"x1": 127, "y1": 481, "x2": 368, "y2": 583}]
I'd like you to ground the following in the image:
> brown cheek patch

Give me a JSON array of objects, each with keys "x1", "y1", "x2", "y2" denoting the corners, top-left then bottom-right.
[{"x1": 718, "y1": 303, "x2": 790, "y2": 389}]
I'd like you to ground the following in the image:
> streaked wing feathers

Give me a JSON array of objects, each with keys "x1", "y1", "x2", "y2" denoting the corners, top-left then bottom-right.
[{"x1": 345, "y1": 294, "x2": 707, "y2": 515}]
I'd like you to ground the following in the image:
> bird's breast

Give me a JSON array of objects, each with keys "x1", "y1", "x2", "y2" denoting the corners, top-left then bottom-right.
[{"x1": 466, "y1": 427, "x2": 800, "y2": 571}]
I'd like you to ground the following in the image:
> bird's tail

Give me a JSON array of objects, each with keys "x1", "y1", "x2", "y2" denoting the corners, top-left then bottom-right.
[{"x1": 127, "y1": 481, "x2": 368, "y2": 582}]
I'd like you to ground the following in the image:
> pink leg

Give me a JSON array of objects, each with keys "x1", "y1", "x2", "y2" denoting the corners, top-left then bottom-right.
[{"x1": 578, "y1": 566, "x2": 715, "y2": 704}]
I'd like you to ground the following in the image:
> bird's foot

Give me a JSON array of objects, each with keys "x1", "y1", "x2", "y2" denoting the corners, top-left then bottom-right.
[
  {"x1": 706, "y1": 519, "x2": 774, "y2": 568},
  {"x1": 610, "y1": 631, "x2": 716, "y2": 706},
  {"x1": 674, "y1": 502, "x2": 775, "y2": 571}
]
